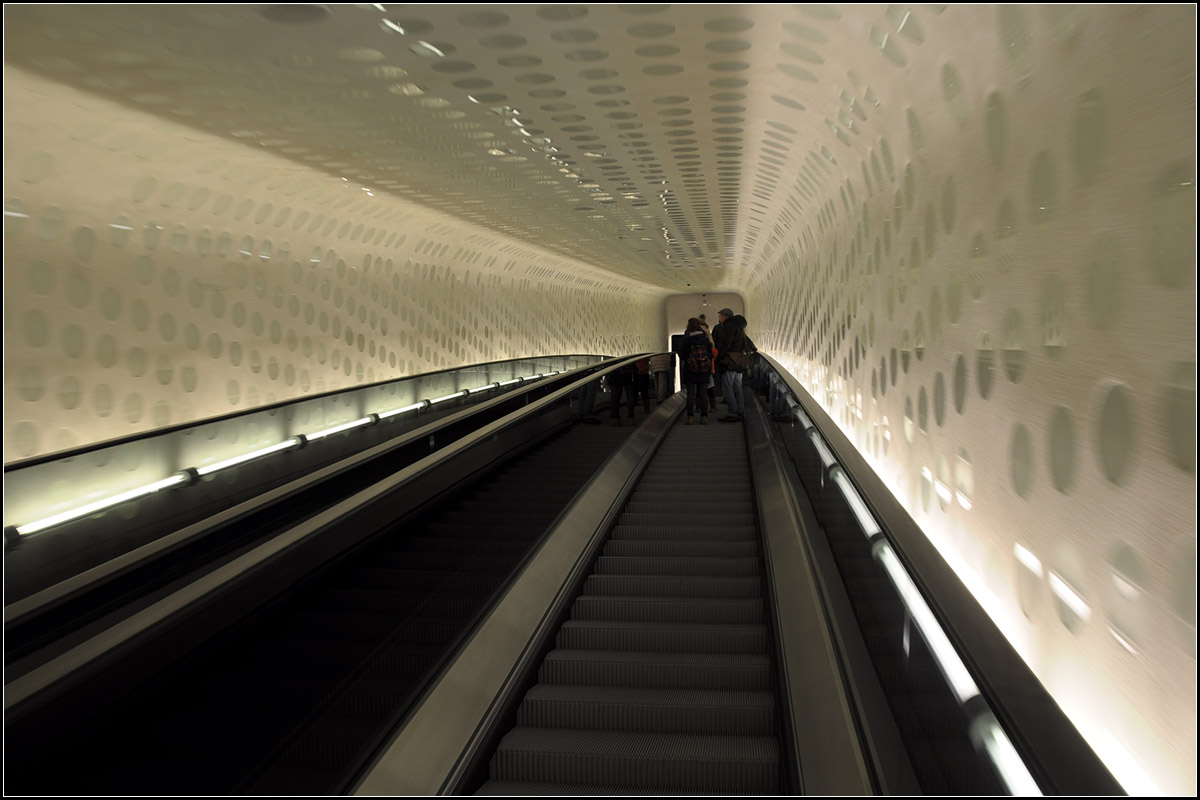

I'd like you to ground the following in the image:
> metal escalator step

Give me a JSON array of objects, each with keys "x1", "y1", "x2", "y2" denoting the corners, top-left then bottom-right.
[
  {"x1": 475, "y1": 778, "x2": 730, "y2": 795},
  {"x1": 538, "y1": 649, "x2": 772, "y2": 691},
  {"x1": 619, "y1": 501, "x2": 748, "y2": 520},
  {"x1": 583, "y1": 574, "x2": 761, "y2": 599},
  {"x1": 617, "y1": 512, "x2": 753, "y2": 528},
  {"x1": 593, "y1": 556, "x2": 762, "y2": 578},
  {"x1": 610, "y1": 525, "x2": 756, "y2": 541},
  {"x1": 556, "y1": 620, "x2": 768, "y2": 654},
  {"x1": 489, "y1": 727, "x2": 779, "y2": 793},
  {"x1": 602, "y1": 539, "x2": 758, "y2": 558},
  {"x1": 571, "y1": 596, "x2": 764, "y2": 625},
  {"x1": 516, "y1": 684, "x2": 776, "y2": 736},
  {"x1": 633, "y1": 482, "x2": 751, "y2": 496}
]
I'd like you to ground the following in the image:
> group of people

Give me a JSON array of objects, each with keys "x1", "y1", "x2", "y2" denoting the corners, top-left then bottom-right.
[
  {"x1": 577, "y1": 308, "x2": 756, "y2": 426},
  {"x1": 675, "y1": 308, "x2": 756, "y2": 425}
]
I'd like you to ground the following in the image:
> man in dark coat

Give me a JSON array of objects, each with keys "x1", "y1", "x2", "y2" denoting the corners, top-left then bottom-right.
[{"x1": 711, "y1": 308, "x2": 755, "y2": 422}]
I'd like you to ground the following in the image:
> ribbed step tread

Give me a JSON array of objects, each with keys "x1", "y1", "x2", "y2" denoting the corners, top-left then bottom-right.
[
  {"x1": 611, "y1": 525, "x2": 756, "y2": 542},
  {"x1": 571, "y1": 596, "x2": 764, "y2": 625},
  {"x1": 539, "y1": 649, "x2": 772, "y2": 690},
  {"x1": 476, "y1": 779, "x2": 729, "y2": 795},
  {"x1": 490, "y1": 728, "x2": 779, "y2": 793},
  {"x1": 593, "y1": 556, "x2": 762, "y2": 578},
  {"x1": 517, "y1": 685, "x2": 775, "y2": 735},
  {"x1": 619, "y1": 512, "x2": 752, "y2": 527},
  {"x1": 583, "y1": 575, "x2": 761, "y2": 599},
  {"x1": 602, "y1": 539, "x2": 757, "y2": 558},
  {"x1": 556, "y1": 621, "x2": 768, "y2": 654}
]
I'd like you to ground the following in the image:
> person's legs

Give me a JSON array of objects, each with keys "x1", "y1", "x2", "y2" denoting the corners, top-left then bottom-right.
[
  {"x1": 684, "y1": 382, "x2": 697, "y2": 419},
  {"x1": 698, "y1": 382, "x2": 709, "y2": 420},
  {"x1": 729, "y1": 371, "x2": 744, "y2": 416},
  {"x1": 720, "y1": 371, "x2": 737, "y2": 419},
  {"x1": 580, "y1": 378, "x2": 598, "y2": 418}
]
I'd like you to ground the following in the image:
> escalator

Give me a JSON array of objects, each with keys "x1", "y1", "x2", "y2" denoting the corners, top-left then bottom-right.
[
  {"x1": 5, "y1": 420, "x2": 637, "y2": 796},
  {"x1": 478, "y1": 422, "x2": 781, "y2": 795},
  {"x1": 7, "y1": 367, "x2": 1124, "y2": 797}
]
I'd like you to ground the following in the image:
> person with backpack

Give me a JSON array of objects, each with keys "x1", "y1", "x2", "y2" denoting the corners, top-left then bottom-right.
[
  {"x1": 674, "y1": 317, "x2": 714, "y2": 425},
  {"x1": 712, "y1": 307, "x2": 757, "y2": 422}
]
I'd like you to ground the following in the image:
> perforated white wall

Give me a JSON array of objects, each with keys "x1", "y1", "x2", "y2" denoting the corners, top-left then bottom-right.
[
  {"x1": 4, "y1": 68, "x2": 662, "y2": 463},
  {"x1": 2, "y1": 5, "x2": 1194, "y2": 794},
  {"x1": 744, "y1": 8, "x2": 1195, "y2": 793}
]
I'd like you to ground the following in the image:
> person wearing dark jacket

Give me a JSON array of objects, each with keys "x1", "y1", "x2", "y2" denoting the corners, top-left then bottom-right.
[
  {"x1": 674, "y1": 317, "x2": 714, "y2": 425},
  {"x1": 712, "y1": 308, "x2": 755, "y2": 422}
]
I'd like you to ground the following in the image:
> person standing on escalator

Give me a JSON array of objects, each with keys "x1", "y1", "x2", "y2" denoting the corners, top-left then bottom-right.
[
  {"x1": 675, "y1": 317, "x2": 713, "y2": 425},
  {"x1": 712, "y1": 308, "x2": 756, "y2": 423}
]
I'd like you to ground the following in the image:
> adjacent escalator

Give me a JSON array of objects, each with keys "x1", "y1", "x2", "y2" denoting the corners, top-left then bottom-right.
[
  {"x1": 477, "y1": 421, "x2": 784, "y2": 795},
  {"x1": 7, "y1": 420, "x2": 637, "y2": 796}
]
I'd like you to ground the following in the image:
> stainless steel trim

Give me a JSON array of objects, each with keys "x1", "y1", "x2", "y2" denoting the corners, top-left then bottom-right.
[
  {"x1": 744, "y1": 395, "x2": 875, "y2": 795},
  {"x1": 352, "y1": 394, "x2": 684, "y2": 796},
  {"x1": 5, "y1": 356, "x2": 651, "y2": 717}
]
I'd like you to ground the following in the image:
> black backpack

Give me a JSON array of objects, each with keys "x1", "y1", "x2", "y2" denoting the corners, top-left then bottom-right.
[{"x1": 685, "y1": 340, "x2": 713, "y2": 374}]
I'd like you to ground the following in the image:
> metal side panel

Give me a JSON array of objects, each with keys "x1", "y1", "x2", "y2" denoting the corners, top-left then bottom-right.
[
  {"x1": 745, "y1": 396, "x2": 922, "y2": 796},
  {"x1": 744, "y1": 395, "x2": 881, "y2": 795},
  {"x1": 352, "y1": 393, "x2": 685, "y2": 796}
]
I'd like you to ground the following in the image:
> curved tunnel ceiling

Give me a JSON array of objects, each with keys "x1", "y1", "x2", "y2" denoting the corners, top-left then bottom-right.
[{"x1": 7, "y1": 2, "x2": 959, "y2": 291}]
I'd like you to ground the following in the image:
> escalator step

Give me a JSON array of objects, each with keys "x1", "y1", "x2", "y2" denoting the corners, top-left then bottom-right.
[
  {"x1": 476, "y1": 778, "x2": 728, "y2": 795},
  {"x1": 489, "y1": 727, "x2": 779, "y2": 793},
  {"x1": 610, "y1": 525, "x2": 756, "y2": 541},
  {"x1": 602, "y1": 539, "x2": 758, "y2": 559},
  {"x1": 516, "y1": 684, "x2": 776, "y2": 735},
  {"x1": 593, "y1": 556, "x2": 762, "y2": 578},
  {"x1": 582, "y1": 575, "x2": 761, "y2": 599},
  {"x1": 571, "y1": 596, "x2": 764, "y2": 625},
  {"x1": 623, "y1": 499, "x2": 754, "y2": 514},
  {"x1": 538, "y1": 649, "x2": 772, "y2": 690},
  {"x1": 617, "y1": 512, "x2": 752, "y2": 528},
  {"x1": 556, "y1": 621, "x2": 768, "y2": 654}
]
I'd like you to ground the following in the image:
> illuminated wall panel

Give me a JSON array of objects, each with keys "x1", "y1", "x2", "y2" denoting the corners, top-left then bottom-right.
[
  {"x1": 3, "y1": 68, "x2": 662, "y2": 463},
  {"x1": 745, "y1": 7, "x2": 1195, "y2": 794}
]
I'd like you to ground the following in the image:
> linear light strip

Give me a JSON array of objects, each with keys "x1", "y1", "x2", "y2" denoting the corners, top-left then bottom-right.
[
  {"x1": 830, "y1": 467, "x2": 881, "y2": 537},
  {"x1": 873, "y1": 539, "x2": 982, "y2": 705},
  {"x1": 195, "y1": 438, "x2": 302, "y2": 476},
  {"x1": 15, "y1": 473, "x2": 190, "y2": 535},
  {"x1": 808, "y1": 430, "x2": 837, "y2": 467},
  {"x1": 378, "y1": 402, "x2": 425, "y2": 420},
  {"x1": 977, "y1": 714, "x2": 1044, "y2": 796},
  {"x1": 305, "y1": 416, "x2": 376, "y2": 442},
  {"x1": 12, "y1": 367, "x2": 577, "y2": 536}
]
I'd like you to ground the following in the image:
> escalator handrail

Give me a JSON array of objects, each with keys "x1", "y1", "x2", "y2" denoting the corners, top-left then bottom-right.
[
  {"x1": 351, "y1": 393, "x2": 685, "y2": 796},
  {"x1": 2, "y1": 354, "x2": 610, "y2": 473},
  {"x1": 753, "y1": 352, "x2": 1124, "y2": 796},
  {"x1": 4, "y1": 355, "x2": 651, "y2": 721},
  {"x1": 3, "y1": 358, "x2": 642, "y2": 635}
]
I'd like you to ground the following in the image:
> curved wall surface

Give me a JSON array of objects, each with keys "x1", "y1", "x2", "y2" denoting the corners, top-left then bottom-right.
[
  {"x1": 3, "y1": 5, "x2": 1195, "y2": 794},
  {"x1": 4, "y1": 70, "x2": 663, "y2": 463}
]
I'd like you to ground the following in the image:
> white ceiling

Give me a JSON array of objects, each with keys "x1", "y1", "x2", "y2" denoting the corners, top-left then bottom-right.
[{"x1": 3, "y1": 3, "x2": 926, "y2": 291}]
